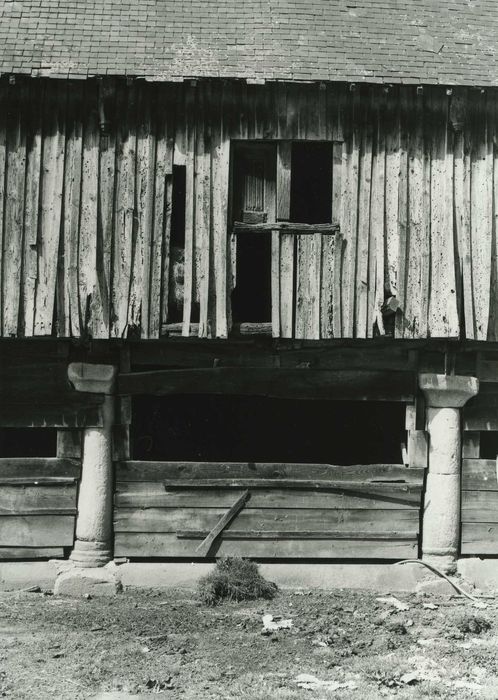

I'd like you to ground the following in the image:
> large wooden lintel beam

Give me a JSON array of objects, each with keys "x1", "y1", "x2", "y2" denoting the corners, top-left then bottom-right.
[
  {"x1": 117, "y1": 368, "x2": 415, "y2": 401},
  {"x1": 233, "y1": 221, "x2": 339, "y2": 235}
]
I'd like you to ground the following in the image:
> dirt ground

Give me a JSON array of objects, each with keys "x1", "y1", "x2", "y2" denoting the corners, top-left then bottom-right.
[{"x1": 2, "y1": 584, "x2": 498, "y2": 699}]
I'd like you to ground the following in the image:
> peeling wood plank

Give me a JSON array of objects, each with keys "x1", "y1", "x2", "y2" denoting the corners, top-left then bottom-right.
[
  {"x1": 195, "y1": 84, "x2": 211, "y2": 338},
  {"x1": 34, "y1": 82, "x2": 66, "y2": 336},
  {"x1": 404, "y1": 89, "x2": 427, "y2": 338},
  {"x1": 355, "y1": 96, "x2": 373, "y2": 338},
  {"x1": 395, "y1": 90, "x2": 409, "y2": 338},
  {"x1": 384, "y1": 90, "x2": 400, "y2": 299},
  {"x1": 111, "y1": 84, "x2": 136, "y2": 338},
  {"x1": 78, "y1": 83, "x2": 99, "y2": 337},
  {"x1": 368, "y1": 95, "x2": 386, "y2": 337},
  {"x1": 62, "y1": 85, "x2": 83, "y2": 337},
  {"x1": 470, "y1": 91, "x2": 493, "y2": 340},
  {"x1": 129, "y1": 85, "x2": 156, "y2": 338},
  {"x1": 453, "y1": 88, "x2": 474, "y2": 340},
  {"x1": 340, "y1": 92, "x2": 360, "y2": 337},
  {"x1": 150, "y1": 87, "x2": 173, "y2": 339},
  {"x1": 0, "y1": 83, "x2": 7, "y2": 334},
  {"x1": 23, "y1": 81, "x2": 43, "y2": 337},
  {"x1": 94, "y1": 79, "x2": 116, "y2": 339},
  {"x1": 3, "y1": 84, "x2": 27, "y2": 336},
  {"x1": 182, "y1": 85, "x2": 196, "y2": 337},
  {"x1": 428, "y1": 89, "x2": 459, "y2": 338},
  {"x1": 211, "y1": 86, "x2": 230, "y2": 338},
  {"x1": 277, "y1": 141, "x2": 293, "y2": 338}
]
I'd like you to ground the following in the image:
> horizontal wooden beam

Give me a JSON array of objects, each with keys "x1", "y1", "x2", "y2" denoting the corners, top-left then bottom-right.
[
  {"x1": 0, "y1": 458, "x2": 80, "y2": 479},
  {"x1": 162, "y1": 322, "x2": 273, "y2": 337},
  {"x1": 161, "y1": 479, "x2": 422, "y2": 498},
  {"x1": 117, "y1": 368, "x2": 415, "y2": 401},
  {"x1": 116, "y1": 461, "x2": 424, "y2": 484},
  {"x1": 114, "y1": 532, "x2": 419, "y2": 559},
  {"x1": 0, "y1": 547, "x2": 65, "y2": 560},
  {"x1": 176, "y1": 530, "x2": 417, "y2": 541},
  {"x1": 233, "y1": 222, "x2": 339, "y2": 235}
]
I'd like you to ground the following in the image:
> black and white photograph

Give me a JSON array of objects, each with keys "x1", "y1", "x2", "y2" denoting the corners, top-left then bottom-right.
[{"x1": 0, "y1": 1, "x2": 498, "y2": 697}]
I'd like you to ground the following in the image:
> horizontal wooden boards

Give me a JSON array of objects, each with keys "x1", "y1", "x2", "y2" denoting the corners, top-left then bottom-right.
[
  {"x1": 115, "y1": 482, "x2": 420, "y2": 509},
  {"x1": 461, "y1": 523, "x2": 498, "y2": 555},
  {"x1": 462, "y1": 459, "x2": 497, "y2": 490},
  {"x1": 0, "y1": 515, "x2": 75, "y2": 547},
  {"x1": 462, "y1": 458, "x2": 498, "y2": 554},
  {"x1": 114, "y1": 533, "x2": 418, "y2": 559},
  {"x1": 0, "y1": 458, "x2": 80, "y2": 480},
  {"x1": 0, "y1": 547, "x2": 64, "y2": 560},
  {"x1": 116, "y1": 461, "x2": 423, "y2": 484},
  {"x1": 114, "y1": 459, "x2": 422, "y2": 559},
  {"x1": 114, "y1": 507, "x2": 420, "y2": 533},
  {"x1": 117, "y1": 368, "x2": 415, "y2": 401},
  {"x1": 129, "y1": 338, "x2": 420, "y2": 371},
  {"x1": 0, "y1": 485, "x2": 77, "y2": 515}
]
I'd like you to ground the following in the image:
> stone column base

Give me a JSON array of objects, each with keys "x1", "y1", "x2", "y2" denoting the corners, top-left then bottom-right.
[
  {"x1": 69, "y1": 540, "x2": 112, "y2": 568},
  {"x1": 422, "y1": 553, "x2": 457, "y2": 576},
  {"x1": 54, "y1": 563, "x2": 122, "y2": 597}
]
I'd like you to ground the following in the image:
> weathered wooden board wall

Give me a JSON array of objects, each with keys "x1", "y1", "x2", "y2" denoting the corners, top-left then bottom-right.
[
  {"x1": 114, "y1": 461, "x2": 423, "y2": 559},
  {"x1": 0, "y1": 456, "x2": 79, "y2": 558},
  {"x1": 0, "y1": 78, "x2": 497, "y2": 341}
]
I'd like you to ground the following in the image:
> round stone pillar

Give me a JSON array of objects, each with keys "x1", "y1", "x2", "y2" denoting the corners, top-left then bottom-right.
[
  {"x1": 419, "y1": 374, "x2": 479, "y2": 574},
  {"x1": 67, "y1": 363, "x2": 117, "y2": 568}
]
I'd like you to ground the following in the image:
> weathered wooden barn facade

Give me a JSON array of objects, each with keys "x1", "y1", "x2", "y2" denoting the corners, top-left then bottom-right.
[{"x1": 1, "y1": 0, "x2": 498, "y2": 584}]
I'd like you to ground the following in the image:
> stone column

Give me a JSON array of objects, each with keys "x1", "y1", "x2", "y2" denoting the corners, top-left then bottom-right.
[
  {"x1": 418, "y1": 374, "x2": 479, "y2": 574},
  {"x1": 55, "y1": 363, "x2": 121, "y2": 596}
]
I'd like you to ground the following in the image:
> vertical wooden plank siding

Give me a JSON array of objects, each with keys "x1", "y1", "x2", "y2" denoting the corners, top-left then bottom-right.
[
  {"x1": 470, "y1": 90, "x2": 493, "y2": 340},
  {"x1": 111, "y1": 84, "x2": 136, "y2": 338},
  {"x1": 403, "y1": 89, "x2": 427, "y2": 338},
  {"x1": 428, "y1": 89, "x2": 459, "y2": 337},
  {"x1": 3, "y1": 84, "x2": 27, "y2": 336},
  {"x1": 62, "y1": 86, "x2": 83, "y2": 337},
  {"x1": 340, "y1": 92, "x2": 360, "y2": 338},
  {"x1": 1, "y1": 80, "x2": 498, "y2": 340},
  {"x1": 355, "y1": 93, "x2": 373, "y2": 339},
  {"x1": 277, "y1": 141, "x2": 293, "y2": 338},
  {"x1": 182, "y1": 85, "x2": 196, "y2": 337},
  {"x1": 34, "y1": 82, "x2": 66, "y2": 336},
  {"x1": 22, "y1": 82, "x2": 43, "y2": 337},
  {"x1": 95, "y1": 79, "x2": 117, "y2": 339},
  {"x1": 0, "y1": 84, "x2": 7, "y2": 333},
  {"x1": 368, "y1": 94, "x2": 385, "y2": 337},
  {"x1": 129, "y1": 85, "x2": 156, "y2": 338},
  {"x1": 78, "y1": 83, "x2": 99, "y2": 336}
]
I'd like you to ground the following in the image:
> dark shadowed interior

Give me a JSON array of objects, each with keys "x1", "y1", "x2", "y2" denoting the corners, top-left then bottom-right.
[{"x1": 132, "y1": 396, "x2": 405, "y2": 465}]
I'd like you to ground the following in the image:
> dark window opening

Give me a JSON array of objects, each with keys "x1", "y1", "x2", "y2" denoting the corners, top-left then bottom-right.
[
  {"x1": 0, "y1": 428, "x2": 56, "y2": 457},
  {"x1": 479, "y1": 432, "x2": 498, "y2": 459},
  {"x1": 168, "y1": 165, "x2": 187, "y2": 323},
  {"x1": 132, "y1": 396, "x2": 405, "y2": 465},
  {"x1": 290, "y1": 142, "x2": 333, "y2": 224},
  {"x1": 231, "y1": 143, "x2": 275, "y2": 323}
]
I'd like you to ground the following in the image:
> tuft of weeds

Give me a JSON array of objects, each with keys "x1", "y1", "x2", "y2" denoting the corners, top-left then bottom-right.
[
  {"x1": 456, "y1": 615, "x2": 492, "y2": 635},
  {"x1": 198, "y1": 557, "x2": 278, "y2": 606}
]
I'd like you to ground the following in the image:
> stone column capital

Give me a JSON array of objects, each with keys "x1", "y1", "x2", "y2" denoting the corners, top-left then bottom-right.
[
  {"x1": 418, "y1": 373, "x2": 479, "y2": 408},
  {"x1": 68, "y1": 362, "x2": 117, "y2": 395}
]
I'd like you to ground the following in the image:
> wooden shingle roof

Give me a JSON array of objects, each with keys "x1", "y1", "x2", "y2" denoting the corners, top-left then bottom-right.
[{"x1": 0, "y1": 0, "x2": 497, "y2": 85}]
